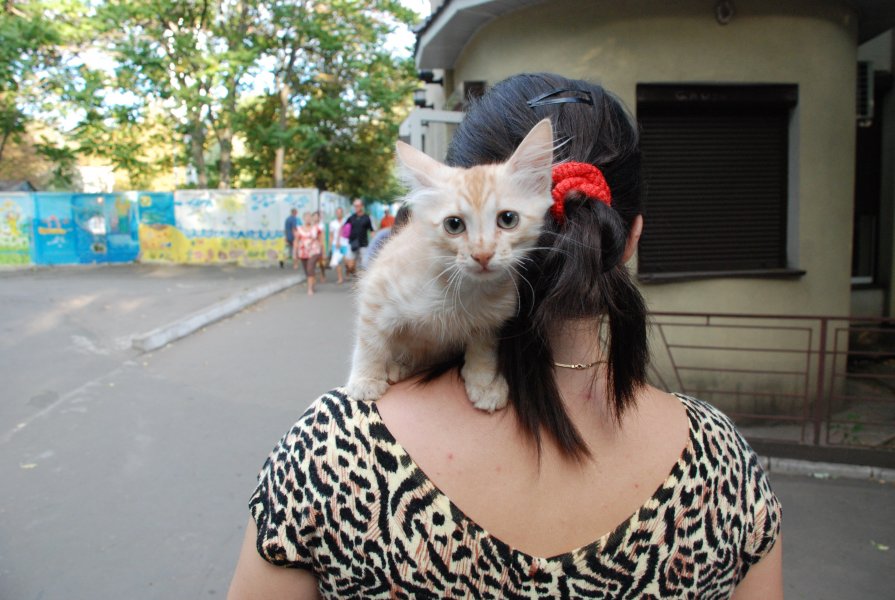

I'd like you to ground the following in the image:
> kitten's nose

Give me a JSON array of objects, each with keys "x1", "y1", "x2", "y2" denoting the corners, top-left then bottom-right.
[{"x1": 472, "y1": 252, "x2": 493, "y2": 268}]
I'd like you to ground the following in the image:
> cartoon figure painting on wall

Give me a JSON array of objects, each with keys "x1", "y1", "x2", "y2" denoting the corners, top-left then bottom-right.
[
  {"x1": 33, "y1": 195, "x2": 79, "y2": 264},
  {"x1": 137, "y1": 193, "x2": 186, "y2": 263},
  {"x1": 218, "y1": 193, "x2": 244, "y2": 231},
  {"x1": 37, "y1": 214, "x2": 68, "y2": 248},
  {"x1": 113, "y1": 196, "x2": 132, "y2": 235},
  {"x1": 0, "y1": 197, "x2": 33, "y2": 265},
  {"x1": 5, "y1": 208, "x2": 20, "y2": 238},
  {"x1": 85, "y1": 211, "x2": 108, "y2": 254}
]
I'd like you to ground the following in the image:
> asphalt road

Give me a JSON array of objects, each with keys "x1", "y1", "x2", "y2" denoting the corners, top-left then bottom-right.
[{"x1": 0, "y1": 266, "x2": 892, "y2": 599}]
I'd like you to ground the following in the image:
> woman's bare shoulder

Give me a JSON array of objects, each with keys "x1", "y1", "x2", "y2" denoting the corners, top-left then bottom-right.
[
  {"x1": 375, "y1": 371, "x2": 521, "y2": 466},
  {"x1": 638, "y1": 385, "x2": 689, "y2": 425},
  {"x1": 376, "y1": 371, "x2": 506, "y2": 431}
]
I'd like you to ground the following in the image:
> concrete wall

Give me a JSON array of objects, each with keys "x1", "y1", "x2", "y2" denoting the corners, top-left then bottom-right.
[{"x1": 449, "y1": 0, "x2": 858, "y2": 319}]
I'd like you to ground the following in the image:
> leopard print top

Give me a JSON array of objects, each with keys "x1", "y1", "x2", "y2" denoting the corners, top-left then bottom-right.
[{"x1": 250, "y1": 389, "x2": 781, "y2": 599}]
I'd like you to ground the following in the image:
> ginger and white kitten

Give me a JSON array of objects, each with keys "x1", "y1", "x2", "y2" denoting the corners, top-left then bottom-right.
[{"x1": 345, "y1": 119, "x2": 554, "y2": 411}]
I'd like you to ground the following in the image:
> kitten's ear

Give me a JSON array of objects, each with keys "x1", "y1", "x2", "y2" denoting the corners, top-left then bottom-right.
[
  {"x1": 396, "y1": 141, "x2": 448, "y2": 189},
  {"x1": 506, "y1": 118, "x2": 554, "y2": 194}
]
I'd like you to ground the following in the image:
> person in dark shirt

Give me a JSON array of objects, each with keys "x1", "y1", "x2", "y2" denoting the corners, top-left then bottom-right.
[
  {"x1": 283, "y1": 208, "x2": 299, "y2": 269},
  {"x1": 344, "y1": 199, "x2": 374, "y2": 276}
]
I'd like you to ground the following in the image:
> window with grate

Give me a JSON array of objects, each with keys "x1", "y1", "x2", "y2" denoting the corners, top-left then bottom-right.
[{"x1": 636, "y1": 84, "x2": 798, "y2": 279}]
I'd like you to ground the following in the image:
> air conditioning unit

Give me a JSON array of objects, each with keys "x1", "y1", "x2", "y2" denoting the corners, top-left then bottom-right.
[{"x1": 857, "y1": 61, "x2": 874, "y2": 126}]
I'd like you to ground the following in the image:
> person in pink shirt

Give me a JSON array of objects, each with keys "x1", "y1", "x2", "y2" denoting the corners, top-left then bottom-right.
[{"x1": 296, "y1": 212, "x2": 324, "y2": 295}]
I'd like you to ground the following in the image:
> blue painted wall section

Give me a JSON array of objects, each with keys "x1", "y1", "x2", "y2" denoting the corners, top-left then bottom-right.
[
  {"x1": 33, "y1": 193, "x2": 79, "y2": 265},
  {"x1": 29, "y1": 193, "x2": 140, "y2": 265}
]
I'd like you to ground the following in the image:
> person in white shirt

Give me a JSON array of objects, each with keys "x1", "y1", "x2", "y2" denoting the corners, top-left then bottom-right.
[{"x1": 327, "y1": 207, "x2": 348, "y2": 284}]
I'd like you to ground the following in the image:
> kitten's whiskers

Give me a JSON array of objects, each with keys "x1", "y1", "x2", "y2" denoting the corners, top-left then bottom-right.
[
  {"x1": 506, "y1": 263, "x2": 523, "y2": 313},
  {"x1": 449, "y1": 268, "x2": 475, "y2": 324}
]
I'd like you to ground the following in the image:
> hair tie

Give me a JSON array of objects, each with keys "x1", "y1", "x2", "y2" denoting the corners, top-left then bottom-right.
[{"x1": 551, "y1": 162, "x2": 612, "y2": 222}]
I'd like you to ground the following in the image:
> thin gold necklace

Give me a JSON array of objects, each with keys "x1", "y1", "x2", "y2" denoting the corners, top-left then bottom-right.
[{"x1": 553, "y1": 360, "x2": 603, "y2": 370}]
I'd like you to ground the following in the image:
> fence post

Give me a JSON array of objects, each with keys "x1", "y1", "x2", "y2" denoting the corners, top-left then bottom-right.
[{"x1": 812, "y1": 318, "x2": 828, "y2": 445}]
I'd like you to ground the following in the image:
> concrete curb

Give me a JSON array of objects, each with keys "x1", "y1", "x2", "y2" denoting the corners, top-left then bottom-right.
[
  {"x1": 132, "y1": 273, "x2": 305, "y2": 353},
  {"x1": 759, "y1": 455, "x2": 895, "y2": 482}
]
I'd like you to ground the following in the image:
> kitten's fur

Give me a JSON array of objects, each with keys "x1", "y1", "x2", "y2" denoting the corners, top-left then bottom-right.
[{"x1": 345, "y1": 119, "x2": 554, "y2": 411}]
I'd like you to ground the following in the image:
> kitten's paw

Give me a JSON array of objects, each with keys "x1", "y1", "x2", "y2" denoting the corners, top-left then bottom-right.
[
  {"x1": 462, "y1": 368, "x2": 509, "y2": 413},
  {"x1": 386, "y1": 360, "x2": 413, "y2": 384},
  {"x1": 345, "y1": 377, "x2": 390, "y2": 402}
]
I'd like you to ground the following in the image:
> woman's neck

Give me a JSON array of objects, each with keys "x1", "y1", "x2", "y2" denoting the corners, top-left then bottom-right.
[
  {"x1": 547, "y1": 319, "x2": 616, "y2": 426},
  {"x1": 549, "y1": 319, "x2": 603, "y2": 367}
]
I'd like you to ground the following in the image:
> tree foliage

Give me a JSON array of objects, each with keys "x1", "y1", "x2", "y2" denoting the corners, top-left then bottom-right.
[
  {"x1": 0, "y1": 0, "x2": 89, "y2": 183},
  {"x1": 0, "y1": 0, "x2": 420, "y2": 195},
  {"x1": 93, "y1": 0, "x2": 261, "y2": 188},
  {"x1": 237, "y1": 1, "x2": 417, "y2": 197},
  {"x1": 0, "y1": 0, "x2": 418, "y2": 195}
]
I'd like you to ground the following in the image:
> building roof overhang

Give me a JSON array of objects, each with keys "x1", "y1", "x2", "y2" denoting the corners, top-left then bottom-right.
[
  {"x1": 415, "y1": 0, "x2": 895, "y2": 70},
  {"x1": 414, "y1": 0, "x2": 545, "y2": 69}
]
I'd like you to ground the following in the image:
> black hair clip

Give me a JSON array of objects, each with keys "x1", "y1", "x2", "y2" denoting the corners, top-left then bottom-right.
[{"x1": 526, "y1": 88, "x2": 594, "y2": 108}]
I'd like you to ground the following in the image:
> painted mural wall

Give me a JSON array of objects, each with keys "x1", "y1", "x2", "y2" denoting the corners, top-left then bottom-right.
[
  {"x1": 152, "y1": 188, "x2": 320, "y2": 265},
  {"x1": 0, "y1": 189, "x2": 350, "y2": 267},
  {"x1": 135, "y1": 192, "x2": 179, "y2": 262},
  {"x1": 0, "y1": 192, "x2": 33, "y2": 265},
  {"x1": 30, "y1": 192, "x2": 139, "y2": 265}
]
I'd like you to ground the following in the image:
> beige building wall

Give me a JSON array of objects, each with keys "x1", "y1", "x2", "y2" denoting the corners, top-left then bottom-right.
[{"x1": 448, "y1": 0, "x2": 858, "y2": 319}]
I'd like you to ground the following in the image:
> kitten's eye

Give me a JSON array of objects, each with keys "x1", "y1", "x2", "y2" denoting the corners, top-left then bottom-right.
[
  {"x1": 496, "y1": 211, "x2": 519, "y2": 230},
  {"x1": 443, "y1": 216, "x2": 466, "y2": 235}
]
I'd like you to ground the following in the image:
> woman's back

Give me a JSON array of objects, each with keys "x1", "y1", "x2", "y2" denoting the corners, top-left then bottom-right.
[
  {"x1": 249, "y1": 373, "x2": 779, "y2": 599},
  {"x1": 375, "y1": 372, "x2": 690, "y2": 560}
]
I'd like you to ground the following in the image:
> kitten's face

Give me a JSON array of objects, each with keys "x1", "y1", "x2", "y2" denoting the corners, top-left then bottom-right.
[
  {"x1": 412, "y1": 165, "x2": 549, "y2": 279},
  {"x1": 396, "y1": 119, "x2": 554, "y2": 281}
]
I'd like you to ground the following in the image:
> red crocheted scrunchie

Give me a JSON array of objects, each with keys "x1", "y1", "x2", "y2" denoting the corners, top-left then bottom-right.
[{"x1": 551, "y1": 162, "x2": 612, "y2": 222}]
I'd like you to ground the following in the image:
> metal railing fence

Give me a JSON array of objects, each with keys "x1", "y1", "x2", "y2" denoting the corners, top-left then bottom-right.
[{"x1": 649, "y1": 312, "x2": 895, "y2": 451}]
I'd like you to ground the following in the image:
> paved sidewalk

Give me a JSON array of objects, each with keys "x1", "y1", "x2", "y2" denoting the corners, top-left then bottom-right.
[
  {"x1": 0, "y1": 265, "x2": 893, "y2": 599},
  {"x1": 0, "y1": 263, "x2": 303, "y2": 437},
  {"x1": 0, "y1": 263, "x2": 298, "y2": 348},
  {"x1": 774, "y1": 472, "x2": 895, "y2": 599}
]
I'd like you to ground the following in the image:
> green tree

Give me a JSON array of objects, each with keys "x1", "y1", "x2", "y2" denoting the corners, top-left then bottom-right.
[
  {"x1": 4, "y1": 0, "x2": 420, "y2": 195},
  {"x1": 98, "y1": 0, "x2": 265, "y2": 188},
  {"x1": 0, "y1": 0, "x2": 87, "y2": 179},
  {"x1": 209, "y1": 0, "x2": 261, "y2": 188},
  {"x1": 73, "y1": 101, "x2": 174, "y2": 189},
  {"x1": 244, "y1": 0, "x2": 417, "y2": 195},
  {"x1": 99, "y1": 0, "x2": 214, "y2": 187},
  {"x1": 33, "y1": 136, "x2": 77, "y2": 188}
]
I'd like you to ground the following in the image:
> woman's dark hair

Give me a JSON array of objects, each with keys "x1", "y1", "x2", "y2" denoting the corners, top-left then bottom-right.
[
  {"x1": 393, "y1": 205, "x2": 412, "y2": 233},
  {"x1": 446, "y1": 73, "x2": 648, "y2": 460}
]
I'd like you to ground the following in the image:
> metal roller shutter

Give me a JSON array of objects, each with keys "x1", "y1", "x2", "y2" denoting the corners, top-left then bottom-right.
[{"x1": 636, "y1": 84, "x2": 797, "y2": 277}]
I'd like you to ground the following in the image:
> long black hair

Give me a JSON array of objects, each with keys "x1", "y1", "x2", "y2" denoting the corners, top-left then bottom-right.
[{"x1": 446, "y1": 73, "x2": 649, "y2": 460}]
